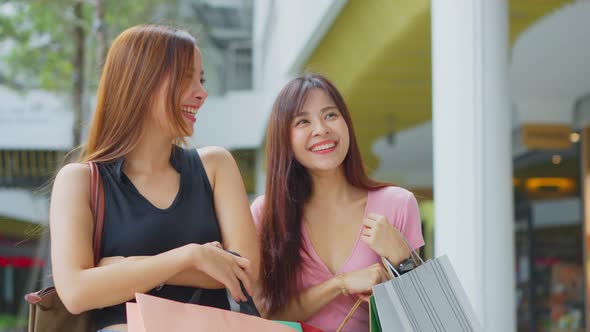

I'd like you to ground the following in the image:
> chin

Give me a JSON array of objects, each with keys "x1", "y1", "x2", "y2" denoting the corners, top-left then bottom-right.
[
  {"x1": 176, "y1": 125, "x2": 194, "y2": 138},
  {"x1": 305, "y1": 161, "x2": 344, "y2": 173}
]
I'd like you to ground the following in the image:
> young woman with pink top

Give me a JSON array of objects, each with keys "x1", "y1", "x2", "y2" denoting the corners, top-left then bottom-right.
[{"x1": 250, "y1": 74, "x2": 425, "y2": 332}]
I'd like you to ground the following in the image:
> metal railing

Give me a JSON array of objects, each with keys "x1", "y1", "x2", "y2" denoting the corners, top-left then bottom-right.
[{"x1": 0, "y1": 150, "x2": 64, "y2": 188}]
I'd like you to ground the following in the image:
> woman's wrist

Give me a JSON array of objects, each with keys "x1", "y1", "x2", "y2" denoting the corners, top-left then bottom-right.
[
  {"x1": 386, "y1": 247, "x2": 412, "y2": 267},
  {"x1": 334, "y1": 274, "x2": 349, "y2": 297},
  {"x1": 180, "y1": 243, "x2": 201, "y2": 271}
]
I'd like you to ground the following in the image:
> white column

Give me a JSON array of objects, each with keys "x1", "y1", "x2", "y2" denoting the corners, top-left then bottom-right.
[{"x1": 431, "y1": 1, "x2": 515, "y2": 331}]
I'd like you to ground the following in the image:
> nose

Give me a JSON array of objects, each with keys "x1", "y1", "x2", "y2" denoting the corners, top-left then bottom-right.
[
  {"x1": 312, "y1": 119, "x2": 330, "y2": 136},
  {"x1": 195, "y1": 84, "x2": 208, "y2": 103}
]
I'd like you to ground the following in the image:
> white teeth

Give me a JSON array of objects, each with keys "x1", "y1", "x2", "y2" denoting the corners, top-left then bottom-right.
[
  {"x1": 311, "y1": 143, "x2": 336, "y2": 152},
  {"x1": 180, "y1": 106, "x2": 197, "y2": 114}
]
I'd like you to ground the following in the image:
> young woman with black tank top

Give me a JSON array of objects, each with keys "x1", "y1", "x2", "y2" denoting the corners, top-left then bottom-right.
[{"x1": 49, "y1": 25, "x2": 259, "y2": 332}]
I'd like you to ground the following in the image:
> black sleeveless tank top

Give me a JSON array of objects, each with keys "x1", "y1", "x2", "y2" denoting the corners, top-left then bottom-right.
[{"x1": 92, "y1": 145, "x2": 229, "y2": 329}]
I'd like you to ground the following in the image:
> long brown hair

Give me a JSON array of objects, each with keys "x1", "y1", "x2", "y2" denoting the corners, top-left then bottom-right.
[
  {"x1": 80, "y1": 24, "x2": 196, "y2": 163},
  {"x1": 260, "y1": 74, "x2": 389, "y2": 314}
]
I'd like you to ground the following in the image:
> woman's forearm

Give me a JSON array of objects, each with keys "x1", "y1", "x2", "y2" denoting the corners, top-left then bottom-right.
[
  {"x1": 55, "y1": 244, "x2": 196, "y2": 314},
  {"x1": 120, "y1": 256, "x2": 224, "y2": 289},
  {"x1": 266, "y1": 277, "x2": 345, "y2": 322}
]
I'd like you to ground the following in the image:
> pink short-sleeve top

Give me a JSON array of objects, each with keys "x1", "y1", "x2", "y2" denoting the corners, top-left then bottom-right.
[{"x1": 250, "y1": 186, "x2": 425, "y2": 332}]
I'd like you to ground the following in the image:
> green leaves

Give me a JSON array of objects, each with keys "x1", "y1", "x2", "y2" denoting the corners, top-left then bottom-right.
[
  {"x1": 0, "y1": 0, "x2": 187, "y2": 92},
  {"x1": 0, "y1": 0, "x2": 85, "y2": 90}
]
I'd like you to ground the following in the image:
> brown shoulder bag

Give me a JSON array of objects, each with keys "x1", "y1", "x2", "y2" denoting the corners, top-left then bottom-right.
[{"x1": 24, "y1": 162, "x2": 105, "y2": 332}]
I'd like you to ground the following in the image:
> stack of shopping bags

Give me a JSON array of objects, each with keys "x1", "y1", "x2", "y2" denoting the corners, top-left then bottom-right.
[
  {"x1": 125, "y1": 250, "x2": 481, "y2": 331},
  {"x1": 127, "y1": 293, "x2": 323, "y2": 332}
]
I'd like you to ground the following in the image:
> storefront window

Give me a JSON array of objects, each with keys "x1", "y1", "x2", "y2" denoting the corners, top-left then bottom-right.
[{"x1": 514, "y1": 142, "x2": 584, "y2": 332}]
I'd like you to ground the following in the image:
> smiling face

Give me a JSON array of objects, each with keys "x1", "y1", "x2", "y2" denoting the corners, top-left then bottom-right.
[
  {"x1": 289, "y1": 88, "x2": 350, "y2": 173},
  {"x1": 150, "y1": 47, "x2": 208, "y2": 138},
  {"x1": 177, "y1": 47, "x2": 207, "y2": 134}
]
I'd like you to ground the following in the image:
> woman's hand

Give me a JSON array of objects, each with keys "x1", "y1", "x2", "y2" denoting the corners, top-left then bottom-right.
[
  {"x1": 187, "y1": 243, "x2": 253, "y2": 302},
  {"x1": 203, "y1": 241, "x2": 223, "y2": 249},
  {"x1": 339, "y1": 264, "x2": 390, "y2": 301},
  {"x1": 361, "y1": 213, "x2": 411, "y2": 266}
]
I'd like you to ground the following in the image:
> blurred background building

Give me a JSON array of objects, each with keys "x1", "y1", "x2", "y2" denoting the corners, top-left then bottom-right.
[{"x1": 1, "y1": 0, "x2": 589, "y2": 331}]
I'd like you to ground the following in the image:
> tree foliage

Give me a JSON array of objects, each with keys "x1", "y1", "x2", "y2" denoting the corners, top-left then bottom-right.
[{"x1": 0, "y1": 0, "x2": 191, "y2": 92}]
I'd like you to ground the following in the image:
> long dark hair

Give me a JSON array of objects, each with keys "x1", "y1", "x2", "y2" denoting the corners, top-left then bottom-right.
[{"x1": 260, "y1": 74, "x2": 389, "y2": 314}]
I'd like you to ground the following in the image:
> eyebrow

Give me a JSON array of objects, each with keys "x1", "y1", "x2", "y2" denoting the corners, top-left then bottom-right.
[{"x1": 295, "y1": 105, "x2": 338, "y2": 116}]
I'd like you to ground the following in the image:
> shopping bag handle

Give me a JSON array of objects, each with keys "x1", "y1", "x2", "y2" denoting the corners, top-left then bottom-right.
[
  {"x1": 335, "y1": 298, "x2": 363, "y2": 332},
  {"x1": 336, "y1": 231, "x2": 426, "y2": 330},
  {"x1": 383, "y1": 227, "x2": 426, "y2": 278}
]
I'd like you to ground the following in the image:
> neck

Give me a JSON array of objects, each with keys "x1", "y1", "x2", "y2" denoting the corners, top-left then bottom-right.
[
  {"x1": 308, "y1": 166, "x2": 357, "y2": 204},
  {"x1": 124, "y1": 128, "x2": 175, "y2": 175}
]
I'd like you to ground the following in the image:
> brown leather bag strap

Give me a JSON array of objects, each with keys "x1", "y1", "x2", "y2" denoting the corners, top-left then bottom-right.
[{"x1": 88, "y1": 162, "x2": 105, "y2": 266}]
